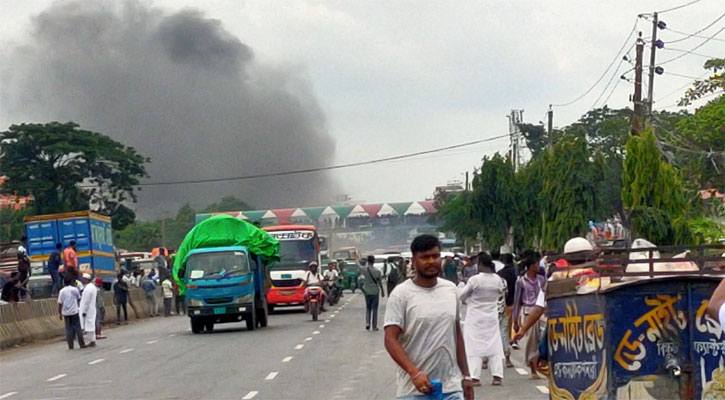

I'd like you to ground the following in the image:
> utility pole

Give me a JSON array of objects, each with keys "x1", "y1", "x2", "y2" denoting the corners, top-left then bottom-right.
[
  {"x1": 508, "y1": 109, "x2": 524, "y2": 171},
  {"x1": 465, "y1": 171, "x2": 469, "y2": 191},
  {"x1": 161, "y1": 218, "x2": 166, "y2": 248},
  {"x1": 547, "y1": 105, "x2": 553, "y2": 152},
  {"x1": 647, "y1": 12, "x2": 659, "y2": 119},
  {"x1": 631, "y1": 32, "x2": 645, "y2": 136}
]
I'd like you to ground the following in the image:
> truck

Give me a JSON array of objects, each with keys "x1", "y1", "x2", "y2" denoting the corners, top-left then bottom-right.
[
  {"x1": 24, "y1": 211, "x2": 117, "y2": 289},
  {"x1": 173, "y1": 215, "x2": 279, "y2": 333},
  {"x1": 263, "y1": 225, "x2": 321, "y2": 313}
]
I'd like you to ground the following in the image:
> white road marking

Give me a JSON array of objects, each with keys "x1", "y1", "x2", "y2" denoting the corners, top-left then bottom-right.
[
  {"x1": 536, "y1": 386, "x2": 550, "y2": 394},
  {"x1": 186, "y1": 328, "x2": 191, "y2": 331},
  {"x1": 265, "y1": 372, "x2": 279, "y2": 380},
  {"x1": 282, "y1": 356, "x2": 293, "y2": 362},
  {"x1": 330, "y1": 315, "x2": 336, "y2": 318},
  {"x1": 295, "y1": 344, "x2": 304, "y2": 350},
  {"x1": 120, "y1": 348, "x2": 134, "y2": 354},
  {"x1": 313, "y1": 331, "x2": 320, "y2": 334},
  {"x1": 515, "y1": 368, "x2": 529, "y2": 376},
  {"x1": 88, "y1": 358, "x2": 105, "y2": 365},
  {"x1": 146, "y1": 340, "x2": 158, "y2": 344},
  {"x1": 168, "y1": 334, "x2": 176, "y2": 337},
  {"x1": 47, "y1": 374, "x2": 67, "y2": 382},
  {"x1": 242, "y1": 391, "x2": 258, "y2": 399},
  {"x1": 325, "y1": 319, "x2": 330, "y2": 322},
  {"x1": 305, "y1": 337, "x2": 312, "y2": 341},
  {"x1": 319, "y1": 324, "x2": 325, "y2": 328},
  {"x1": 0, "y1": 392, "x2": 18, "y2": 400}
]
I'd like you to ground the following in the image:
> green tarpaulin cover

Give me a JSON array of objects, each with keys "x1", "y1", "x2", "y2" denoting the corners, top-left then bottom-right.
[{"x1": 172, "y1": 214, "x2": 280, "y2": 295}]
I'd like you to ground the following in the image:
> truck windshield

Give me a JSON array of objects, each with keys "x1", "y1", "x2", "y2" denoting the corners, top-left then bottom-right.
[
  {"x1": 333, "y1": 250, "x2": 351, "y2": 260},
  {"x1": 275, "y1": 239, "x2": 316, "y2": 271},
  {"x1": 186, "y1": 251, "x2": 249, "y2": 280}
]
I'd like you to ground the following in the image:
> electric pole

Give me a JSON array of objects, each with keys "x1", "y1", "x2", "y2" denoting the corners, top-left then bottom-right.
[
  {"x1": 631, "y1": 33, "x2": 645, "y2": 136},
  {"x1": 508, "y1": 109, "x2": 524, "y2": 171},
  {"x1": 547, "y1": 105, "x2": 553, "y2": 152},
  {"x1": 647, "y1": 12, "x2": 658, "y2": 119}
]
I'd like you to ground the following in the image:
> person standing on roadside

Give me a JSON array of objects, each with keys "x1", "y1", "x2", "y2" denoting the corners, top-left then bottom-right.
[
  {"x1": 162, "y1": 277, "x2": 173, "y2": 317},
  {"x1": 58, "y1": 278, "x2": 86, "y2": 349},
  {"x1": 361, "y1": 255, "x2": 385, "y2": 331},
  {"x1": 384, "y1": 235, "x2": 474, "y2": 400},
  {"x1": 94, "y1": 277, "x2": 106, "y2": 339},
  {"x1": 63, "y1": 241, "x2": 79, "y2": 281},
  {"x1": 497, "y1": 253, "x2": 517, "y2": 365},
  {"x1": 156, "y1": 248, "x2": 170, "y2": 282},
  {"x1": 443, "y1": 256, "x2": 458, "y2": 284},
  {"x1": 79, "y1": 273, "x2": 98, "y2": 347},
  {"x1": 17, "y1": 236, "x2": 31, "y2": 289},
  {"x1": 113, "y1": 271, "x2": 129, "y2": 325},
  {"x1": 142, "y1": 270, "x2": 158, "y2": 317},
  {"x1": 460, "y1": 254, "x2": 506, "y2": 386},
  {"x1": 48, "y1": 243, "x2": 63, "y2": 296}
]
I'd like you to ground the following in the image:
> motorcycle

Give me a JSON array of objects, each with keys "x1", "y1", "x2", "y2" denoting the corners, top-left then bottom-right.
[
  {"x1": 326, "y1": 280, "x2": 342, "y2": 306},
  {"x1": 306, "y1": 285, "x2": 323, "y2": 321}
]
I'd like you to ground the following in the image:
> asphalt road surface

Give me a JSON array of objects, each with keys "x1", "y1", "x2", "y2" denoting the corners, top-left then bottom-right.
[{"x1": 0, "y1": 292, "x2": 549, "y2": 399}]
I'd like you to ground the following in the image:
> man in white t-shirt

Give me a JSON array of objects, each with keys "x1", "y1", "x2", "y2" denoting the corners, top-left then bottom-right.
[
  {"x1": 384, "y1": 235, "x2": 474, "y2": 400},
  {"x1": 707, "y1": 278, "x2": 725, "y2": 334},
  {"x1": 304, "y1": 262, "x2": 326, "y2": 311},
  {"x1": 57, "y1": 278, "x2": 86, "y2": 349}
]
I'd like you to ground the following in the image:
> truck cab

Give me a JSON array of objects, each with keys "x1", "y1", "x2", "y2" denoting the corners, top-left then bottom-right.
[{"x1": 184, "y1": 246, "x2": 268, "y2": 333}]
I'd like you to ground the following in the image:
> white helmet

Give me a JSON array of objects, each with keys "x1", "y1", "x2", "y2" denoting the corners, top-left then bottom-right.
[{"x1": 564, "y1": 237, "x2": 593, "y2": 254}]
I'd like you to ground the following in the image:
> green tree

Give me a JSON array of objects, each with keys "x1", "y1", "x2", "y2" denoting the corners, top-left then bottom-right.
[
  {"x1": 622, "y1": 127, "x2": 690, "y2": 244},
  {"x1": 0, "y1": 122, "x2": 149, "y2": 229},
  {"x1": 680, "y1": 58, "x2": 725, "y2": 106},
  {"x1": 114, "y1": 220, "x2": 162, "y2": 251},
  {"x1": 0, "y1": 208, "x2": 30, "y2": 242},
  {"x1": 436, "y1": 191, "x2": 479, "y2": 244},
  {"x1": 470, "y1": 153, "x2": 517, "y2": 249}
]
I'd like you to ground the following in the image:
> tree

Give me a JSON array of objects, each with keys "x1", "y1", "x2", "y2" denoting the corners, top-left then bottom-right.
[
  {"x1": 0, "y1": 122, "x2": 149, "y2": 229},
  {"x1": 0, "y1": 208, "x2": 29, "y2": 242},
  {"x1": 113, "y1": 220, "x2": 161, "y2": 251},
  {"x1": 436, "y1": 191, "x2": 479, "y2": 244},
  {"x1": 201, "y1": 196, "x2": 254, "y2": 213},
  {"x1": 622, "y1": 127, "x2": 690, "y2": 244},
  {"x1": 470, "y1": 153, "x2": 517, "y2": 249},
  {"x1": 680, "y1": 58, "x2": 724, "y2": 106}
]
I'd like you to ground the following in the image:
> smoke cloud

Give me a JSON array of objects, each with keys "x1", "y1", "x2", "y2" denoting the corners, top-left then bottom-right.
[{"x1": 0, "y1": 0, "x2": 337, "y2": 216}]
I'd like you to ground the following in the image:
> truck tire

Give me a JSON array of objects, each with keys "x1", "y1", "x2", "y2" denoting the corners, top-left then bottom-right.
[
  {"x1": 190, "y1": 317, "x2": 203, "y2": 334},
  {"x1": 205, "y1": 321, "x2": 214, "y2": 332},
  {"x1": 267, "y1": 304, "x2": 275, "y2": 314},
  {"x1": 246, "y1": 309, "x2": 257, "y2": 331},
  {"x1": 257, "y1": 306, "x2": 268, "y2": 328}
]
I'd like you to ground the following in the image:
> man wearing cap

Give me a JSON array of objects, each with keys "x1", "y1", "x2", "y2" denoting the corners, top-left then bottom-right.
[{"x1": 79, "y1": 273, "x2": 98, "y2": 347}]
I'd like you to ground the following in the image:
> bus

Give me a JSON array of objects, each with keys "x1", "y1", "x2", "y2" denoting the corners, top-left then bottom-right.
[{"x1": 263, "y1": 225, "x2": 320, "y2": 313}]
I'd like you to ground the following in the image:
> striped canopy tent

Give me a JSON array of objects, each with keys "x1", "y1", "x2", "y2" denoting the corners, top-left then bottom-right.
[
  {"x1": 420, "y1": 200, "x2": 437, "y2": 214},
  {"x1": 302, "y1": 207, "x2": 326, "y2": 220},
  {"x1": 347, "y1": 204, "x2": 368, "y2": 218},
  {"x1": 320, "y1": 206, "x2": 339, "y2": 218},
  {"x1": 332, "y1": 205, "x2": 354, "y2": 220},
  {"x1": 261, "y1": 210, "x2": 277, "y2": 220},
  {"x1": 271, "y1": 208, "x2": 296, "y2": 224},
  {"x1": 404, "y1": 202, "x2": 427, "y2": 216},
  {"x1": 212, "y1": 211, "x2": 248, "y2": 220},
  {"x1": 377, "y1": 203, "x2": 398, "y2": 217},
  {"x1": 243, "y1": 210, "x2": 266, "y2": 223},
  {"x1": 361, "y1": 204, "x2": 383, "y2": 218},
  {"x1": 390, "y1": 202, "x2": 412, "y2": 216},
  {"x1": 290, "y1": 208, "x2": 312, "y2": 223}
]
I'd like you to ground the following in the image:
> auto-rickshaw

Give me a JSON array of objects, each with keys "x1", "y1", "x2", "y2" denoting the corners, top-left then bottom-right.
[
  {"x1": 340, "y1": 259, "x2": 360, "y2": 293},
  {"x1": 545, "y1": 244, "x2": 725, "y2": 400}
]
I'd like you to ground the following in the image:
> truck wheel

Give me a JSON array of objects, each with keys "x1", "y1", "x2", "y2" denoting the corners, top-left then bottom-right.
[
  {"x1": 190, "y1": 317, "x2": 203, "y2": 334},
  {"x1": 246, "y1": 309, "x2": 257, "y2": 331},
  {"x1": 257, "y1": 306, "x2": 268, "y2": 328},
  {"x1": 267, "y1": 304, "x2": 275, "y2": 314},
  {"x1": 205, "y1": 321, "x2": 214, "y2": 332}
]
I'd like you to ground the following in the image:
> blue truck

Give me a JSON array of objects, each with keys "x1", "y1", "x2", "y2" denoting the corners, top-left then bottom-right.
[
  {"x1": 24, "y1": 211, "x2": 117, "y2": 288},
  {"x1": 173, "y1": 214, "x2": 280, "y2": 334}
]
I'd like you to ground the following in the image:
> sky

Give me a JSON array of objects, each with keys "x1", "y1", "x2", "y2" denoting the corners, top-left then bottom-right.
[{"x1": 1, "y1": 0, "x2": 722, "y2": 215}]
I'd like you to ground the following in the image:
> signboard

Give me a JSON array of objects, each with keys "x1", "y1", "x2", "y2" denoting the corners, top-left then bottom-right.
[{"x1": 268, "y1": 230, "x2": 314, "y2": 241}]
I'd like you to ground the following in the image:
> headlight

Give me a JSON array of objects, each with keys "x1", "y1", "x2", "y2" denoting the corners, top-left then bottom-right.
[
  {"x1": 189, "y1": 298, "x2": 204, "y2": 307},
  {"x1": 233, "y1": 294, "x2": 253, "y2": 304}
]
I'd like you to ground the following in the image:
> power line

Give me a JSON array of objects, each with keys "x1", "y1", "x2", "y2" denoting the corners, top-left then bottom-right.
[
  {"x1": 655, "y1": 70, "x2": 711, "y2": 102},
  {"x1": 663, "y1": 70, "x2": 709, "y2": 79},
  {"x1": 659, "y1": 24, "x2": 725, "y2": 65},
  {"x1": 552, "y1": 18, "x2": 639, "y2": 107},
  {"x1": 590, "y1": 43, "x2": 636, "y2": 109},
  {"x1": 81, "y1": 134, "x2": 511, "y2": 188},
  {"x1": 656, "y1": 0, "x2": 703, "y2": 14},
  {"x1": 666, "y1": 10, "x2": 725, "y2": 44},
  {"x1": 662, "y1": 47, "x2": 723, "y2": 59}
]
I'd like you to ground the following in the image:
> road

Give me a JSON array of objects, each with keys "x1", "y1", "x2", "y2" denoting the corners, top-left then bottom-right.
[{"x1": 0, "y1": 292, "x2": 549, "y2": 399}]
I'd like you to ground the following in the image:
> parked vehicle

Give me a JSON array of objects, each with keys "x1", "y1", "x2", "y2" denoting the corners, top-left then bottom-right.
[
  {"x1": 24, "y1": 211, "x2": 117, "y2": 289},
  {"x1": 174, "y1": 215, "x2": 279, "y2": 333}
]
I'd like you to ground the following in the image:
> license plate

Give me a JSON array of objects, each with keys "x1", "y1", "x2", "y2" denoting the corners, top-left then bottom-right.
[
  {"x1": 281, "y1": 274, "x2": 292, "y2": 279},
  {"x1": 214, "y1": 307, "x2": 226, "y2": 315},
  {"x1": 282, "y1": 290, "x2": 297, "y2": 295}
]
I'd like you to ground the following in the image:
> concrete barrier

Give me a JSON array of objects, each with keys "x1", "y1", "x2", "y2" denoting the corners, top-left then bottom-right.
[{"x1": 1, "y1": 287, "x2": 166, "y2": 349}]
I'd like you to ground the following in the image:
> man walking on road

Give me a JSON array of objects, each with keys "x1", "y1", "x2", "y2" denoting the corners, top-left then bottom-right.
[
  {"x1": 384, "y1": 234, "x2": 474, "y2": 400},
  {"x1": 58, "y1": 278, "x2": 85, "y2": 349},
  {"x1": 361, "y1": 255, "x2": 384, "y2": 331},
  {"x1": 79, "y1": 273, "x2": 98, "y2": 347}
]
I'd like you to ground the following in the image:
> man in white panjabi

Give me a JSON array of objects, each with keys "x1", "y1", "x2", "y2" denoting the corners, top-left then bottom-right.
[
  {"x1": 460, "y1": 257, "x2": 506, "y2": 386},
  {"x1": 79, "y1": 273, "x2": 98, "y2": 347}
]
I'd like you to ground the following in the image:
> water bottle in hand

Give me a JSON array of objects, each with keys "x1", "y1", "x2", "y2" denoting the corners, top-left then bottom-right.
[{"x1": 429, "y1": 379, "x2": 443, "y2": 400}]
